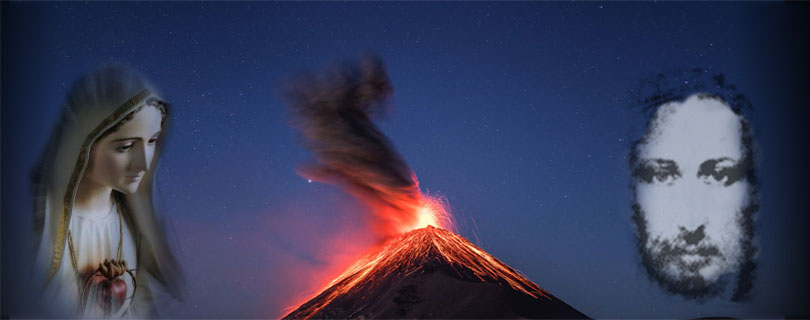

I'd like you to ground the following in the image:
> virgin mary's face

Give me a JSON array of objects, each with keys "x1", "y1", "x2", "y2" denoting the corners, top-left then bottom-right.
[
  {"x1": 85, "y1": 106, "x2": 163, "y2": 194},
  {"x1": 633, "y1": 94, "x2": 751, "y2": 293}
]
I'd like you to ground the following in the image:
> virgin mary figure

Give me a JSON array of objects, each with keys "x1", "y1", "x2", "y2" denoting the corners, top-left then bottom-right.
[{"x1": 32, "y1": 65, "x2": 184, "y2": 317}]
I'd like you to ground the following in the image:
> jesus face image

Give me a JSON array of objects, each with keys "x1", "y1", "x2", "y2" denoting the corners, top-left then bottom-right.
[{"x1": 632, "y1": 94, "x2": 755, "y2": 297}]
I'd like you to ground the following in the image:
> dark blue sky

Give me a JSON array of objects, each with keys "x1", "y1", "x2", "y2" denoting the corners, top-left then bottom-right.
[{"x1": 3, "y1": 2, "x2": 809, "y2": 318}]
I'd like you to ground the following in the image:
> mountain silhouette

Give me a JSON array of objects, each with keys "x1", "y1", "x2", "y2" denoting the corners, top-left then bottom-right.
[{"x1": 284, "y1": 226, "x2": 589, "y2": 319}]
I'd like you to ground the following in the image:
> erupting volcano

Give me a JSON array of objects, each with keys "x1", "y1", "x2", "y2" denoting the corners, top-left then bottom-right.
[
  {"x1": 283, "y1": 55, "x2": 587, "y2": 318},
  {"x1": 284, "y1": 54, "x2": 453, "y2": 238},
  {"x1": 283, "y1": 225, "x2": 588, "y2": 319}
]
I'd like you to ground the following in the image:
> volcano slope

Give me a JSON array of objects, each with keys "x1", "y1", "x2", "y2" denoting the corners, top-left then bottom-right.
[{"x1": 284, "y1": 226, "x2": 589, "y2": 319}]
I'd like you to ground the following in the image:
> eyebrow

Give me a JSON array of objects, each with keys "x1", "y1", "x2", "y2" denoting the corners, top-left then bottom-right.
[
  {"x1": 636, "y1": 158, "x2": 680, "y2": 171},
  {"x1": 110, "y1": 131, "x2": 161, "y2": 142},
  {"x1": 647, "y1": 158, "x2": 677, "y2": 166}
]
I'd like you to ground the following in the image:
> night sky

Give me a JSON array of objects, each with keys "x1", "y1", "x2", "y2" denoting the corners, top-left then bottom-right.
[{"x1": 2, "y1": 2, "x2": 809, "y2": 318}]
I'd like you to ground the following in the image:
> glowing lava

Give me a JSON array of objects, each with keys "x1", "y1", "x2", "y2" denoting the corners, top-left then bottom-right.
[
  {"x1": 408, "y1": 194, "x2": 453, "y2": 232},
  {"x1": 279, "y1": 56, "x2": 590, "y2": 319},
  {"x1": 285, "y1": 54, "x2": 452, "y2": 240},
  {"x1": 283, "y1": 226, "x2": 589, "y2": 319},
  {"x1": 281, "y1": 194, "x2": 454, "y2": 316},
  {"x1": 415, "y1": 207, "x2": 437, "y2": 229}
]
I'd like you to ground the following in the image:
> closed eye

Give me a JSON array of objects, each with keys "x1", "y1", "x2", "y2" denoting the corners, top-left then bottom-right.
[
  {"x1": 148, "y1": 132, "x2": 161, "y2": 145},
  {"x1": 116, "y1": 143, "x2": 134, "y2": 153}
]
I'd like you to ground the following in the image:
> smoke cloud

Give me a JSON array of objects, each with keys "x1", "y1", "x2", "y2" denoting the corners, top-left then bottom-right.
[{"x1": 284, "y1": 54, "x2": 424, "y2": 239}]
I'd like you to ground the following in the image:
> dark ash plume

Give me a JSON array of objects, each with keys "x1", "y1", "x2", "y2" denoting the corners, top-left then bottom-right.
[{"x1": 284, "y1": 55, "x2": 422, "y2": 238}]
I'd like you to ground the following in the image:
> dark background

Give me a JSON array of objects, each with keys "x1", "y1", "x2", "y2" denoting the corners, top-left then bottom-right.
[{"x1": 3, "y1": 2, "x2": 809, "y2": 318}]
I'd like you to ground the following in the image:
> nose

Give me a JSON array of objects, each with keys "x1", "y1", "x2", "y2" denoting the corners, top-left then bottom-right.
[
  {"x1": 681, "y1": 225, "x2": 706, "y2": 245},
  {"x1": 129, "y1": 143, "x2": 149, "y2": 172}
]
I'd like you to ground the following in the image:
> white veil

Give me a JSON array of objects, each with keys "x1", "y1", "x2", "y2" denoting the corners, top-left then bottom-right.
[{"x1": 33, "y1": 65, "x2": 185, "y2": 316}]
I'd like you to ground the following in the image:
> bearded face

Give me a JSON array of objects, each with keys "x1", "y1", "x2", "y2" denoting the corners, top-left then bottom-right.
[{"x1": 632, "y1": 94, "x2": 755, "y2": 297}]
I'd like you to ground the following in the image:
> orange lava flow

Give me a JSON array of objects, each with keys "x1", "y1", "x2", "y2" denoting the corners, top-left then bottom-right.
[
  {"x1": 281, "y1": 193, "x2": 454, "y2": 316},
  {"x1": 284, "y1": 225, "x2": 551, "y2": 319}
]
